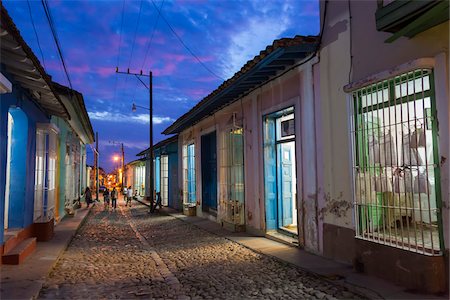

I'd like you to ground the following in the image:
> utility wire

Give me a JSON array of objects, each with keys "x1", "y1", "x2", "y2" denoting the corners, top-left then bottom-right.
[
  {"x1": 141, "y1": 0, "x2": 165, "y2": 69},
  {"x1": 130, "y1": 0, "x2": 165, "y2": 104},
  {"x1": 41, "y1": 0, "x2": 73, "y2": 90},
  {"x1": 113, "y1": 0, "x2": 126, "y2": 103},
  {"x1": 149, "y1": 0, "x2": 224, "y2": 81},
  {"x1": 27, "y1": 0, "x2": 46, "y2": 69},
  {"x1": 127, "y1": 0, "x2": 144, "y2": 70}
]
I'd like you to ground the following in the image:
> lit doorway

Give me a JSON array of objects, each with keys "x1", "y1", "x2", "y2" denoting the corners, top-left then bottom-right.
[{"x1": 264, "y1": 107, "x2": 298, "y2": 237}]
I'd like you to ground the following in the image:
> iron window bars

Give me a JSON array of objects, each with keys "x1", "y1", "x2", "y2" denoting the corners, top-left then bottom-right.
[
  {"x1": 219, "y1": 128, "x2": 245, "y2": 225},
  {"x1": 350, "y1": 69, "x2": 443, "y2": 255},
  {"x1": 182, "y1": 143, "x2": 196, "y2": 205}
]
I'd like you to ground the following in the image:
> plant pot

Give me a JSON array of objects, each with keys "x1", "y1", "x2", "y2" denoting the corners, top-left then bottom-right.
[{"x1": 183, "y1": 204, "x2": 196, "y2": 216}]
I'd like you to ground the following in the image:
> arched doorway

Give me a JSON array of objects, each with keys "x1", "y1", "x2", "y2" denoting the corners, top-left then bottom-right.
[{"x1": 4, "y1": 107, "x2": 28, "y2": 229}]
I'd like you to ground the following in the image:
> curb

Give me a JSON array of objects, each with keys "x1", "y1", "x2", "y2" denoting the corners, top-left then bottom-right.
[{"x1": 32, "y1": 207, "x2": 92, "y2": 300}]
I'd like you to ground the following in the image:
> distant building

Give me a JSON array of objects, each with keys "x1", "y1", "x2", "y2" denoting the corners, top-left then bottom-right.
[{"x1": 137, "y1": 135, "x2": 179, "y2": 209}]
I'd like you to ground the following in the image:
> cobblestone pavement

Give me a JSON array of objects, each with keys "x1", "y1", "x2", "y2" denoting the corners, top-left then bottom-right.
[{"x1": 39, "y1": 201, "x2": 366, "y2": 299}]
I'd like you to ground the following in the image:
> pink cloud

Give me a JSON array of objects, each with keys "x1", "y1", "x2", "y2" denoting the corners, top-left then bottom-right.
[{"x1": 95, "y1": 67, "x2": 115, "y2": 78}]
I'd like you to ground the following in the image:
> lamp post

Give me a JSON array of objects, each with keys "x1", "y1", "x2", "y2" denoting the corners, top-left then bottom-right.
[{"x1": 116, "y1": 68, "x2": 154, "y2": 212}]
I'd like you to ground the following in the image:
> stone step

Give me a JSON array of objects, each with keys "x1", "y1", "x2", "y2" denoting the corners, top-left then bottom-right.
[
  {"x1": 3, "y1": 228, "x2": 23, "y2": 254},
  {"x1": 2, "y1": 237, "x2": 36, "y2": 265}
]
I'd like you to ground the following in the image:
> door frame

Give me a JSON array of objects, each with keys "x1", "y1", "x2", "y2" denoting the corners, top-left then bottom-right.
[{"x1": 263, "y1": 106, "x2": 299, "y2": 237}]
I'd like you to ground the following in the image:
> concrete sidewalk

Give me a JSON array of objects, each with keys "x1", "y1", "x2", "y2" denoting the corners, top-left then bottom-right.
[
  {"x1": 0, "y1": 207, "x2": 91, "y2": 300},
  {"x1": 163, "y1": 207, "x2": 446, "y2": 300}
]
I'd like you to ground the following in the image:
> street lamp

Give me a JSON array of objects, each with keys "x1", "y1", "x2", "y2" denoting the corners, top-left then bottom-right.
[{"x1": 116, "y1": 68, "x2": 154, "y2": 213}]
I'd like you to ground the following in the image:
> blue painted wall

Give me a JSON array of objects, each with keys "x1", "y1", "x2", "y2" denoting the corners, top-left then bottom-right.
[{"x1": 0, "y1": 68, "x2": 50, "y2": 243}]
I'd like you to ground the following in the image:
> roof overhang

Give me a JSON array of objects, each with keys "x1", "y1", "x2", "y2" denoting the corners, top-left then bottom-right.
[
  {"x1": 1, "y1": 5, "x2": 70, "y2": 118},
  {"x1": 163, "y1": 36, "x2": 318, "y2": 135},
  {"x1": 376, "y1": 0, "x2": 449, "y2": 43},
  {"x1": 53, "y1": 82, "x2": 95, "y2": 144},
  {"x1": 136, "y1": 135, "x2": 178, "y2": 156}
]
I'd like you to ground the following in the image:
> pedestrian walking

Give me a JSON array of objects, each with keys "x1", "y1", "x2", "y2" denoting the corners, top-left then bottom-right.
[
  {"x1": 111, "y1": 187, "x2": 117, "y2": 210},
  {"x1": 126, "y1": 186, "x2": 133, "y2": 207},
  {"x1": 85, "y1": 187, "x2": 92, "y2": 208},
  {"x1": 103, "y1": 188, "x2": 110, "y2": 210}
]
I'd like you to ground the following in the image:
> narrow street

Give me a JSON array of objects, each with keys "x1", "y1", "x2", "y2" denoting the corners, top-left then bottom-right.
[{"x1": 38, "y1": 200, "x2": 363, "y2": 300}]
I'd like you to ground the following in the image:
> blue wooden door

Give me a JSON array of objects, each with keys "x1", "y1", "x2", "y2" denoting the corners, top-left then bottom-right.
[
  {"x1": 201, "y1": 132, "x2": 217, "y2": 210},
  {"x1": 263, "y1": 118, "x2": 277, "y2": 230},
  {"x1": 278, "y1": 143, "x2": 293, "y2": 228}
]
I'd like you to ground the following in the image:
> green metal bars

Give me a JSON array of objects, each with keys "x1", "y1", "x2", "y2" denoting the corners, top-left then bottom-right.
[{"x1": 351, "y1": 69, "x2": 443, "y2": 255}]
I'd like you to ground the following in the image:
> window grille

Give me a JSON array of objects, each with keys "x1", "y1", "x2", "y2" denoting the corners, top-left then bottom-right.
[
  {"x1": 34, "y1": 128, "x2": 57, "y2": 222},
  {"x1": 34, "y1": 130, "x2": 46, "y2": 221},
  {"x1": 183, "y1": 143, "x2": 196, "y2": 204},
  {"x1": 219, "y1": 128, "x2": 245, "y2": 225},
  {"x1": 350, "y1": 69, "x2": 443, "y2": 255},
  {"x1": 134, "y1": 164, "x2": 145, "y2": 196},
  {"x1": 161, "y1": 155, "x2": 169, "y2": 206}
]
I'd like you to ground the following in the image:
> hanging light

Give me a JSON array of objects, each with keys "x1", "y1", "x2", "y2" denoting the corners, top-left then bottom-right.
[{"x1": 132, "y1": 103, "x2": 137, "y2": 112}]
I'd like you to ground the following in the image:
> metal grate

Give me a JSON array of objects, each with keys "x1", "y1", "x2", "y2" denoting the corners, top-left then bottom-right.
[
  {"x1": 350, "y1": 69, "x2": 443, "y2": 255},
  {"x1": 219, "y1": 128, "x2": 245, "y2": 225},
  {"x1": 183, "y1": 143, "x2": 196, "y2": 204},
  {"x1": 161, "y1": 155, "x2": 169, "y2": 206}
]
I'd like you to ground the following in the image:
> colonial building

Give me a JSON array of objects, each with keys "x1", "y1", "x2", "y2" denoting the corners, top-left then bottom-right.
[
  {"x1": 161, "y1": 0, "x2": 449, "y2": 293},
  {"x1": 318, "y1": 0, "x2": 449, "y2": 293},
  {"x1": 0, "y1": 5, "x2": 94, "y2": 264}
]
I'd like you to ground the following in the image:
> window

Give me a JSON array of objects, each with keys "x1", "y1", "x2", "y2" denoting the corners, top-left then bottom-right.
[
  {"x1": 183, "y1": 143, "x2": 196, "y2": 204},
  {"x1": 351, "y1": 69, "x2": 443, "y2": 255},
  {"x1": 161, "y1": 155, "x2": 169, "y2": 206},
  {"x1": 34, "y1": 127, "x2": 57, "y2": 222},
  {"x1": 34, "y1": 130, "x2": 46, "y2": 221},
  {"x1": 219, "y1": 128, "x2": 245, "y2": 225}
]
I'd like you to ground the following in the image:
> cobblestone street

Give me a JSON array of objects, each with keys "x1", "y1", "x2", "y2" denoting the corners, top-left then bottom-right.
[{"x1": 39, "y1": 201, "x2": 365, "y2": 299}]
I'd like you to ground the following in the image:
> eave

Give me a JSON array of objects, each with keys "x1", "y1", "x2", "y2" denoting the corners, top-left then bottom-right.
[
  {"x1": 163, "y1": 35, "x2": 318, "y2": 135},
  {"x1": 376, "y1": 0, "x2": 449, "y2": 43},
  {"x1": 1, "y1": 4, "x2": 70, "y2": 119}
]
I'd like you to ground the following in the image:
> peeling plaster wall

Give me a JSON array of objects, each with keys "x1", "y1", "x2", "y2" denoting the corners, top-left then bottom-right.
[{"x1": 318, "y1": 0, "x2": 354, "y2": 230}]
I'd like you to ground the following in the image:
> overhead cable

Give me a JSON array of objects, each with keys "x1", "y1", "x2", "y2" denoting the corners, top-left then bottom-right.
[
  {"x1": 149, "y1": 0, "x2": 225, "y2": 81},
  {"x1": 27, "y1": 0, "x2": 46, "y2": 69}
]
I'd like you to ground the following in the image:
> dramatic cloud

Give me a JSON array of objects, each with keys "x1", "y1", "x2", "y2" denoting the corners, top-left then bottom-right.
[
  {"x1": 4, "y1": 0, "x2": 319, "y2": 171},
  {"x1": 88, "y1": 111, "x2": 174, "y2": 125}
]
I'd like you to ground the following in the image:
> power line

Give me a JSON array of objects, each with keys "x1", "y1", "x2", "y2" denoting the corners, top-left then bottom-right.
[
  {"x1": 149, "y1": 0, "x2": 224, "y2": 81},
  {"x1": 127, "y1": 0, "x2": 144, "y2": 70},
  {"x1": 113, "y1": 0, "x2": 126, "y2": 103},
  {"x1": 27, "y1": 0, "x2": 46, "y2": 69},
  {"x1": 141, "y1": 0, "x2": 165, "y2": 69},
  {"x1": 131, "y1": 0, "x2": 165, "y2": 105},
  {"x1": 41, "y1": 0, "x2": 73, "y2": 90}
]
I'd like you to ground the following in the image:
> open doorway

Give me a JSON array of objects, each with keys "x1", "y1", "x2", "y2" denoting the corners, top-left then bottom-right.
[{"x1": 264, "y1": 107, "x2": 298, "y2": 238}]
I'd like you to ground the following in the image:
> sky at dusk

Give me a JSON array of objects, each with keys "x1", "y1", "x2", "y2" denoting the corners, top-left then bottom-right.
[{"x1": 4, "y1": 0, "x2": 319, "y2": 172}]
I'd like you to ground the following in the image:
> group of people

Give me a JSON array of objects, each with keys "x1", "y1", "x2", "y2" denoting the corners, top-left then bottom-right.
[
  {"x1": 84, "y1": 186, "x2": 141, "y2": 211},
  {"x1": 102, "y1": 187, "x2": 118, "y2": 210}
]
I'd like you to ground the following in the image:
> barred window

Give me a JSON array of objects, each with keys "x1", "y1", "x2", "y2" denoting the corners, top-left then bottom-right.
[
  {"x1": 219, "y1": 128, "x2": 245, "y2": 225},
  {"x1": 183, "y1": 143, "x2": 196, "y2": 204},
  {"x1": 351, "y1": 69, "x2": 443, "y2": 255}
]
